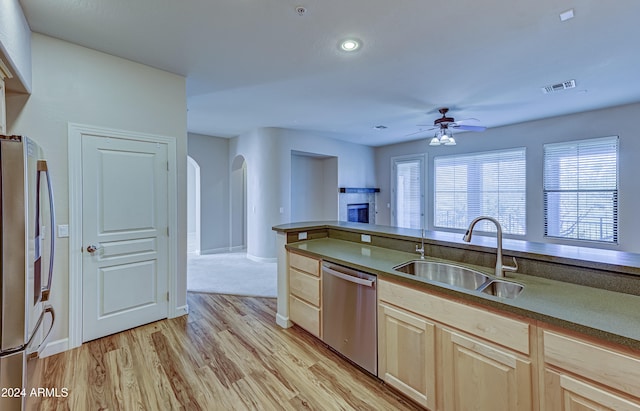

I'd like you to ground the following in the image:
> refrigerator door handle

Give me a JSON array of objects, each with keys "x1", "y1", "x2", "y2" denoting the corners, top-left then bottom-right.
[
  {"x1": 26, "y1": 305, "x2": 55, "y2": 359},
  {"x1": 38, "y1": 160, "x2": 55, "y2": 302}
]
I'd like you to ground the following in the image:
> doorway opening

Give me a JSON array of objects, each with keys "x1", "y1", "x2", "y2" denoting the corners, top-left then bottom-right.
[
  {"x1": 187, "y1": 154, "x2": 275, "y2": 298},
  {"x1": 230, "y1": 155, "x2": 247, "y2": 251},
  {"x1": 187, "y1": 156, "x2": 201, "y2": 255},
  {"x1": 290, "y1": 151, "x2": 338, "y2": 221}
]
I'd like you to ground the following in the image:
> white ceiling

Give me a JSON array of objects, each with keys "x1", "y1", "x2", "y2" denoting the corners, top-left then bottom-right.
[{"x1": 19, "y1": 0, "x2": 640, "y2": 146}]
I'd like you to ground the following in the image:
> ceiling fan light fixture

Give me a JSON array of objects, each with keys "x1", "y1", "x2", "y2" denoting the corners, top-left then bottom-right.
[{"x1": 428, "y1": 128, "x2": 457, "y2": 146}]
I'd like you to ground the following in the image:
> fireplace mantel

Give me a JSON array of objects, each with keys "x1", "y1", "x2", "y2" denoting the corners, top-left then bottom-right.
[{"x1": 339, "y1": 187, "x2": 380, "y2": 193}]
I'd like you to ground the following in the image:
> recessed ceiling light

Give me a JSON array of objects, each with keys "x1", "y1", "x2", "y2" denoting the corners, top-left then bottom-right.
[{"x1": 340, "y1": 39, "x2": 361, "y2": 52}]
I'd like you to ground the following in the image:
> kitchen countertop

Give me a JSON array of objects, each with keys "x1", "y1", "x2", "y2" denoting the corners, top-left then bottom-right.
[
  {"x1": 274, "y1": 221, "x2": 640, "y2": 276},
  {"x1": 286, "y1": 237, "x2": 640, "y2": 350}
]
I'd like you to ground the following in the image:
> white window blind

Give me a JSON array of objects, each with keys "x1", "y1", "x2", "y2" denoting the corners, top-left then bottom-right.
[
  {"x1": 394, "y1": 157, "x2": 423, "y2": 229},
  {"x1": 544, "y1": 136, "x2": 618, "y2": 243},
  {"x1": 434, "y1": 148, "x2": 526, "y2": 235}
]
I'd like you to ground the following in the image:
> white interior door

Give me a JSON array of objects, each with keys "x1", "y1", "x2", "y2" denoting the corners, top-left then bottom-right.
[{"x1": 82, "y1": 135, "x2": 169, "y2": 342}]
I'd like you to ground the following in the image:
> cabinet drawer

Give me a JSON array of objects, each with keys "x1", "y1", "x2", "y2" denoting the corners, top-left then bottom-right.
[
  {"x1": 379, "y1": 279, "x2": 530, "y2": 355},
  {"x1": 290, "y1": 294, "x2": 321, "y2": 338},
  {"x1": 543, "y1": 330, "x2": 640, "y2": 397},
  {"x1": 289, "y1": 252, "x2": 320, "y2": 276},
  {"x1": 290, "y1": 267, "x2": 320, "y2": 306}
]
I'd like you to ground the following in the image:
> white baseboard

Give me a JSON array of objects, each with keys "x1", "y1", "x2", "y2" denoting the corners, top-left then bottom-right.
[
  {"x1": 247, "y1": 254, "x2": 277, "y2": 264},
  {"x1": 40, "y1": 338, "x2": 69, "y2": 358},
  {"x1": 171, "y1": 304, "x2": 189, "y2": 318},
  {"x1": 199, "y1": 246, "x2": 247, "y2": 255},
  {"x1": 199, "y1": 246, "x2": 233, "y2": 255},
  {"x1": 276, "y1": 313, "x2": 292, "y2": 329}
]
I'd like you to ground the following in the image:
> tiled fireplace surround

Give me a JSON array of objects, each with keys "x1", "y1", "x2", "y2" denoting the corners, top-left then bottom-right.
[{"x1": 338, "y1": 188, "x2": 378, "y2": 224}]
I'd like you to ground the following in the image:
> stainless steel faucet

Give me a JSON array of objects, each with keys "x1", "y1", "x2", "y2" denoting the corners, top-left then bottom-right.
[
  {"x1": 463, "y1": 216, "x2": 517, "y2": 278},
  {"x1": 415, "y1": 229, "x2": 426, "y2": 259}
]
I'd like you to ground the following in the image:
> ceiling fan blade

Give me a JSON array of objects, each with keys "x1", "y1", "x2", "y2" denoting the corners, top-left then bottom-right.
[
  {"x1": 452, "y1": 124, "x2": 486, "y2": 132},
  {"x1": 453, "y1": 118, "x2": 481, "y2": 124},
  {"x1": 404, "y1": 129, "x2": 433, "y2": 137}
]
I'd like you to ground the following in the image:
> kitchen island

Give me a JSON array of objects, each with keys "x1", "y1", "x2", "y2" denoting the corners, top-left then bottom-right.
[{"x1": 273, "y1": 221, "x2": 640, "y2": 410}]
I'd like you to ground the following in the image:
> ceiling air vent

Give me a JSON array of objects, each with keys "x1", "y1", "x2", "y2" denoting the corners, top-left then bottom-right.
[{"x1": 542, "y1": 79, "x2": 576, "y2": 94}]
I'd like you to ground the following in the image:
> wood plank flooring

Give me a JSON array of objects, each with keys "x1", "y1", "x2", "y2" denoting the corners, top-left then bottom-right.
[{"x1": 31, "y1": 293, "x2": 421, "y2": 410}]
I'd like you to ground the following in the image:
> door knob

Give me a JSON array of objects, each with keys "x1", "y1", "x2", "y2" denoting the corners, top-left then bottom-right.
[{"x1": 86, "y1": 245, "x2": 98, "y2": 253}]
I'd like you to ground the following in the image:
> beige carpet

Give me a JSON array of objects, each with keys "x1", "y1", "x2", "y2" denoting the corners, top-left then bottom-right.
[{"x1": 187, "y1": 252, "x2": 277, "y2": 298}]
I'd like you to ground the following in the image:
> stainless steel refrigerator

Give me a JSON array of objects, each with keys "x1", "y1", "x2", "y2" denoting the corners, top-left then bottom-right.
[{"x1": 0, "y1": 135, "x2": 55, "y2": 411}]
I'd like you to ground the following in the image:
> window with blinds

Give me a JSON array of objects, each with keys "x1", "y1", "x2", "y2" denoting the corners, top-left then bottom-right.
[
  {"x1": 393, "y1": 156, "x2": 424, "y2": 229},
  {"x1": 543, "y1": 136, "x2": 618, "y2": 243},
  {"x1": 434, "y1": 148, "x2": 526, "y2": 235}
]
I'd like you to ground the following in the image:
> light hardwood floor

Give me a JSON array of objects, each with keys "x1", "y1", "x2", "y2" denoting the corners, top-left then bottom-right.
[{"x1": 31, "y1": 293, "x2": 421, "y2": 410}]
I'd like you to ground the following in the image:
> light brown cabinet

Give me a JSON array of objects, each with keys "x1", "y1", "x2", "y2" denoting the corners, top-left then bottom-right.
[
  {"x1": 542, "y1": 329, "x2": 640, "y2": 410},
  {"x1": 285, "y1": 249, "x2": 640, "y2": 411},
  {"x1": 378, "y1": 278, "x2": 534, "y2": 411},
  {"x1": 288, "y1": 251, "x2": 322, "y2": 338},
  {"x1": 441, "y1": 327, "x2": 533, "y2": 411},
  {"x1": 0, "y1": 57, "x2": 12, "y2": 135},
  {"x1": 0, "y1": 71, "x2": 6, "y2": 134},
  {"x1": 378, "y1": 302, "x2": 436, "y2": 409}
]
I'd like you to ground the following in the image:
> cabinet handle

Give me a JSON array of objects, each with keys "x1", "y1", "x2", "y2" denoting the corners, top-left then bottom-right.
[{"x1": 322, "y1": 266, "x2": 375, "y2": 287}]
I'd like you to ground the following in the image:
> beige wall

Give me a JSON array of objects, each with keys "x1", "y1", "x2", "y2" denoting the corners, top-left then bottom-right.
[
  {"x1": 375, "y1": 102, "x2": 640, "y2": 253},
  {"x1": 187, "y1": 133, "x2": 230, "y2": 254},
  {"x1": 229, "y1": 127, "x2": 376, "y2": 260},
  {"x1": 6, "y1": 34, "x2": 188, "y2": 352}
]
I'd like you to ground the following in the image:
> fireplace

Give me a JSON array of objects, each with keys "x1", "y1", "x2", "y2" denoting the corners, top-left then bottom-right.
[
  {"x1": 347, "y1": 203, "x2": 369, "y2": 223},
  {"x1": 339, "y1": 187, "x2": 379, "y2": 224}
]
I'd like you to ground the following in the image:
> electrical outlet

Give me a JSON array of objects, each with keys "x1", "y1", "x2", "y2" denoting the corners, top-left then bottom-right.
[
  {"x1": 298, "y1": 231, "x2": 308, "y2": 240},
  {"x1": 361, "y1": 234, "x2": 371, "y2": 243}
]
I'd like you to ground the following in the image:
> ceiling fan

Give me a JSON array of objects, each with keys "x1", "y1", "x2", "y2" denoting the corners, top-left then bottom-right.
[
  {"x1": 407, "y1": 108, "x2": 486, "y2": 145},
  {"x1": 421, "y1": 107, "x2": 487, "y2": 132}
]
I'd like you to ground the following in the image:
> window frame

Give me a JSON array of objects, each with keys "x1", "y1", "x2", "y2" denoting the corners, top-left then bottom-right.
[
  {"x1": 433, "y1": 147, "x2": 527, "y2": 236},
  {"x1": 543, "y1": 136, "x2": 619, "y2": 245}
]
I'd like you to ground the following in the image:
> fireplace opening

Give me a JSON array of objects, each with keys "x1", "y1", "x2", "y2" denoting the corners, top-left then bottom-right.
[{"x1": 347, "y1": 203, "x2": 369, "y2": 224}]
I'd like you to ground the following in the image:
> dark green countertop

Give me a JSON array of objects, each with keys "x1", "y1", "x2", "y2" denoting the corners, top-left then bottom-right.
[
  {"x1": 274, "y1": 221, "x2": 640, "y2": 276},
  {"x1": 286, "y1": 237, "x2": 640, "y2": 350}
]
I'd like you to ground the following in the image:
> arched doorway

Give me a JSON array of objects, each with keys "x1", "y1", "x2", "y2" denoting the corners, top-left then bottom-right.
[
  {"x1": 187, "y1": 156, "x2": 201, "y2": 255},
  {"x1": 230, "y1": 155, "x2": 247, "y2": 251}
]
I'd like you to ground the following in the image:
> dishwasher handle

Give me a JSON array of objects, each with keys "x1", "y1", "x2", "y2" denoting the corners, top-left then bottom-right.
[{"x1": 322, "y1": 265, "x2": 375, "y2": 287}]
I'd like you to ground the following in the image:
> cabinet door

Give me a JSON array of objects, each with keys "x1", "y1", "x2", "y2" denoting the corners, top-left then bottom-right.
[
  {"x1": 289, "y1": 251, "x2": 320, "y2": 276},
  {"x1": 543, "y1": 330, "x2": 640, "y2": 406},
  {"x1": 378, "y1": 303, "x2": 436, "y2": 410},
  {"x1": 289, "y1": 267, "x2": 320, "y2": 305},
  {"x1": 441, "y1": 328, "x2": 533, "y2": 411},
  {"x1": 545, "y1": 369, "x2": 640, "y2": 411},
  {"x1": 289, "y1": 294, "x2": 321, "y2": 338}
]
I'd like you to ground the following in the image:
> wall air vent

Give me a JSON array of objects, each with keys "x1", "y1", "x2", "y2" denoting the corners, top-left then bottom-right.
[{"x1": 542, "y1": 79, "x2": 576, "y2": 94}]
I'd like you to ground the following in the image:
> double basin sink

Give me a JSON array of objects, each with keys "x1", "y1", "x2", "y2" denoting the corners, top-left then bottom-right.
[{"x1": 393, "y1": 260, "x2": 524, "y2": 299}]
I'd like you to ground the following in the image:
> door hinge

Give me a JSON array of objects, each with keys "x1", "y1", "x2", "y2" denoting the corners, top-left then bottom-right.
[
  {"x1": 166, "y1": 161, "x2": 169, "y2": 171},
  {"x1": 166, "y1": 292, "x2": 170, "y2": 301},
  {"x1": 166, "y1": 227, "x2": 169, "y2": 236}
]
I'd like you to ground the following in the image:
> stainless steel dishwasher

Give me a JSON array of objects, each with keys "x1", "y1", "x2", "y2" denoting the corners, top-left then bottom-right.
[{"x1": 322, "y1": 261, "x2": 377, "y2": 376}]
